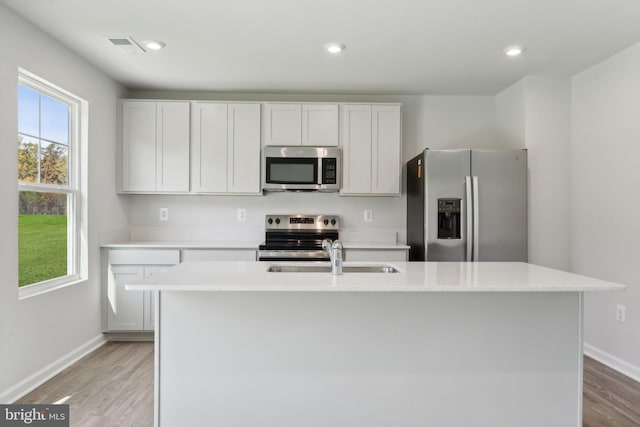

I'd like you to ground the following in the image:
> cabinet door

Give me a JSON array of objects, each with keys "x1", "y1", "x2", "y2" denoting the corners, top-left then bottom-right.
[
  {"x1": 107, "y1": 265, "x2": 145, "y2": 331},
  {"x1": 341, "y1": 105, "x2": 372, "y2": 194},
  {"x1": 121, "y1": 101, "x2": 157, "y2": 192},
  {"x1": 228, "y1": 104, "x2": 261, "y2": 193},
  {"x1": 302, "y1": 104, "x2": 339, "y2": 146},
  {"x1": 191, "y1": 103, "x2": 228, "y2": 193},
  {"x1": 372, "y1": 105, "x2": 401, "y2": 195},
  {"x1": 263, "y1": 103, "x2": 301, "y2": 146},
  {"x1": 143, "y1": 266, "x2": 169, "y2": 331},
  {"x1": 156, "y1": 102, "x2": 190, "y2": 192}
]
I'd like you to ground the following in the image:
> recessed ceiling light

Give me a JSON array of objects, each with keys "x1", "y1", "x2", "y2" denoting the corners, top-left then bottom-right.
[
  {"x1": 143, "y1": 40, "x2": 166, "y2": 51},
  {"x1": 324, "y1": 42, "x2": 346, "y2": 54},
  {"x1": 503, "y1": 45, "x2": 525, "y2": 57}
]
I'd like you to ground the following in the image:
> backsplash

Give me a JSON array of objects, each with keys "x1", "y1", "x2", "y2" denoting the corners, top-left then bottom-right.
[{"x1": 124, "y1": 192, "x2": 406, "y2": 243}]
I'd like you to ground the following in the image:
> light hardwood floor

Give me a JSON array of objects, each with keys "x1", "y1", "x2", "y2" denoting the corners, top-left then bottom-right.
[
  {"x1": 17, "y1": 342, "x2": 154, "y2": 427},
  {"x1": 16, "y1": 342, "x2": 640, "y2": 426},
  {"x1": 583, "y1": 355, "x2": 640, "y2": 427}
]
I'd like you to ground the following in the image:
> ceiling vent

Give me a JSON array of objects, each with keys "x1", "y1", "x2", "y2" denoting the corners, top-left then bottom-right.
[{"x1": 108, "y1": 37, "x2": 145, "y2": 53}]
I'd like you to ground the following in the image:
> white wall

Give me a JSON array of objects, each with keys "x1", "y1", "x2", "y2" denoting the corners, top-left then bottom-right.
[
  {"x1": 523, "y1": 76, "x2": 571, "y2": 270},
  {"x1": 495, "y1": 80, "x2": 525, "y2": 148},
  {"x1": 412, "y1": 96, "x2": 500, "y2": 151},
  {"x1": 127, "y1": 91, "x2": 500, "y2": 244},
  {"x1": 0, "y1": 4, "x2": 128, "y2": 401},
  {"x1": 495, "y1": 76, "x2": 571, "y2": 271},
  {"x1": 572, "y1": 41, "x2": 640, "y2": 379}
]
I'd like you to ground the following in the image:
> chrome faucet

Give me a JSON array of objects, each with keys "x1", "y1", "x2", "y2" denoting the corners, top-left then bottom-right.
[{"x1": 322, "y1": 239, "x2": 343, "y2": 275}]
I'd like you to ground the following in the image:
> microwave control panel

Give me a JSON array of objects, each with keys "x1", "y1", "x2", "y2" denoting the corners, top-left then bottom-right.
[{"x1": 322, "y1": 158, "x2": 337, "y2": 184}]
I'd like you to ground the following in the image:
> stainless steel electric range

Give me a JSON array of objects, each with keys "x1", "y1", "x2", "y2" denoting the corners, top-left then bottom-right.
[{"x1": 258, "y1": 214, "x2": 339, "y2": 261}]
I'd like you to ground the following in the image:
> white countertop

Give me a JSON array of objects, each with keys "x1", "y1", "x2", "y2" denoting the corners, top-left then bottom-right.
[
  {"x1": 341, "y1": 242, "x2": 410, "y2": 249},
  {"x1": 101, "y1": 241, "x2": 261, "y2": 249},
  {"x1": 101, "y1": 241, "x2": 409, "y2": 250},
  {"x1": 126, "y1": 261, "x2": 625, "y2": 292}
]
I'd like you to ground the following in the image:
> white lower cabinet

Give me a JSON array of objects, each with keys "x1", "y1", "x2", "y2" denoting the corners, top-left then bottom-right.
[
  {"x1": 106, "y1": 249, "x2": 180, "y2": 332},
  {"x1": 107, "y1": 265, "x2": 145, "y2": 331},
  {"x1": 104, "y1": 247, "x2": 259, "y2": 333}
]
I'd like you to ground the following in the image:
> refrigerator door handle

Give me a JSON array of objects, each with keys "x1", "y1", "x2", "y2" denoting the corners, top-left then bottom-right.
[
  {"x1": 465, "y1": 176, "x2": 473, "y2": 261},
  {"x1": 472, "y1": 176, "x2": 480, "y2": 261}
]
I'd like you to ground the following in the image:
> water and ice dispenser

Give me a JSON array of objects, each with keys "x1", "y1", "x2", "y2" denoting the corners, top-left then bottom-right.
[{"x1": 437, "y1": 198, "x2": 461, "y2": 239}]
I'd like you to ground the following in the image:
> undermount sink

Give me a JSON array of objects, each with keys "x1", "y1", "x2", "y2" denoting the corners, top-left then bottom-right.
[{"x1": 267, "y1": 264, "x2": 399, "y2": 274}]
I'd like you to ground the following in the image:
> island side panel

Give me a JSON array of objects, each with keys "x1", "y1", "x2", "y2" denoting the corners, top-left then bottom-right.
[{"x1": 158, "y1": 291, "x2": 582, "y2": 427}]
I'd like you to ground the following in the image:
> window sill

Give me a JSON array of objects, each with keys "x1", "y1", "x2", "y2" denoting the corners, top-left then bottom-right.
[{"x1": 18, "y1": 275, "x2": 87, "y2": 300}]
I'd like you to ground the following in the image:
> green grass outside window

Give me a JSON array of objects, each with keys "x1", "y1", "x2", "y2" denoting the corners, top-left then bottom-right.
[{"x1": 18, "y1": 214, "x2": 67, "y2": 287}]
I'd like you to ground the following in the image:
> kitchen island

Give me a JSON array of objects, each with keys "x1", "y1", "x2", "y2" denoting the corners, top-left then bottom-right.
[{"x1": 127, "y1": 261, "x2": 625, "y2": 427}]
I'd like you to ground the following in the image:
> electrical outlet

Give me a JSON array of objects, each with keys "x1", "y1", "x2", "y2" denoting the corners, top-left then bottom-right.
[
  {"x1": 616, "y1": 304, "x2": 626, "y2": 323},
  {"x1": 237, "y1": 208, "x2": 246, "y2": 222},
  {"x1": 364, "y1": 210, "x2": 373, "y2": 223},
  {"x1": 159, "y1": 208, "x2": 169, "y2": 221}
]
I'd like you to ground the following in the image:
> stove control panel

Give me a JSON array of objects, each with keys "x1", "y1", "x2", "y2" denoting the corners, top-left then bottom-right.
[{"x1": 265, "y1": 214, "x2": 339, "y2": 231}]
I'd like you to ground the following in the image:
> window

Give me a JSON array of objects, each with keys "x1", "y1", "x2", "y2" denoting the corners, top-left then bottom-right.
[{"x1": 17, "y1": 70, "x2": 85, "y2": 296}]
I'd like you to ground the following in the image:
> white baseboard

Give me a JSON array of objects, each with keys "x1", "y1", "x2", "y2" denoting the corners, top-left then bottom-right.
[
  {"x1": 0, "y1": 334, "x2": 106, "y2": 403},
  {"x1": 584, "y1": 342, "x2": 640, "y2": 383}
]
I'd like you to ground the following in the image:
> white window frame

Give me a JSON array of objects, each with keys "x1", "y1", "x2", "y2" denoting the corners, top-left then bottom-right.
[{"x1": 18, "y1": 69, "x2": 88, "y2": 299}]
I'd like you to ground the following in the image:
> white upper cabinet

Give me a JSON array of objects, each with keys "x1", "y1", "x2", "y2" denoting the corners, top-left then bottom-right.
[
  {"x1": 341, "y1": 105, "x2": 373, "y2": 194},
  {"x1": 263, "y1": 103, "x2": 301, "y2": 145},
  {"x1": 191, "y1": 103, "x2": 228, "y2": 193},
  {"x1": 372, "y1": 105, "x2": 402, "y2": 194},
  {"x1": 120, "y1": 99, "x2": 401, "y2": 196},
  {"x1": 227, "y1": 104, "x2": 261, "y2": 193},
  {"x1": 263, "y1": 103, "x2": 339, "y2": 146},
  {"x1": 121, "y1": 101, "x2": 156, "y2": 192},
  {"x1": 120, "y1": 100, "x2": 190, "y2": 193},
  {"x1": 157, "y1": 102, "x2": 191, "y2": 192},
  {"x1": 302, "y1": 104, "x2": 339, "y2": 146},
  {"x1": 340, "y1": 104, "x2": 401, "y2": 196},
  {"x1": 191, "y1": 102, "x2": 261, "y2": 194}
]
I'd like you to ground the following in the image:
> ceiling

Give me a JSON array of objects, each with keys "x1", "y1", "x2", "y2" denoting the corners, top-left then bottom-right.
[{"x1": 3, "y1": 0, "x2": 640, "y2": 95}]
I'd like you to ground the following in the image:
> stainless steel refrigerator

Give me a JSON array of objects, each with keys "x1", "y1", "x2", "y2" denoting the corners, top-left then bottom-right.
[{"x1": 407, "y1": 149, "x2": 527, "y2": 261}]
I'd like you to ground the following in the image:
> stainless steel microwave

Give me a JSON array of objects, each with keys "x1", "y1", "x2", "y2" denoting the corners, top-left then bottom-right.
[{"x1": 262, "y1": 146, "x2": 340, "y2": 192}]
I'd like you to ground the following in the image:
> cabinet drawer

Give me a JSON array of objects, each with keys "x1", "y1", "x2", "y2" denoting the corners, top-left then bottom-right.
[{"x1": 109, "y1": 249, "x2": 180, "y2": 265}]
